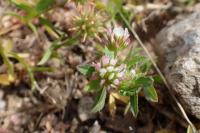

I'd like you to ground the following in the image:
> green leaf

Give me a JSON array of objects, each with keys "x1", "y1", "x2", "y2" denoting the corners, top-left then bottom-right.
[
  {"x1": 84, "y1": 80, "x2": 100, "y2": 92},
  {"x1": 106, "y1": 0, "x2": 123, "y2": 17},
  {"x1": 135, "y1": 76, "x2": 153, "y2": 87},
  {"x1": 6, "y1": 12, "x2": 25, "y2": 23},
  {"x1": 28, "y1": 22, "x2": 38, "y2": 35},
  {"x1": 119, "y1": 87, "x2": 137, "y2": 96},
  {"x1": 0, "y1": 44, "x2": 15, "y2": 80},
  {"x1": 10, "y1": 52, "x2": 37, "y2": 90},
  {"x1": 10, "y1": 0, "x2": 37, "y2": 19},
  {"x1": 130, "y1": 93, "x2": 138, "y2": 117},
  {"x1": 153, "y1": 75, "x2": 163, "y2": 84},
  {"x1": 31, "y1": 67, "x2": 53, "y2": 72},
  {"x1": 36, "y1": 0, "x2": 54, "y2": 14},
  {"x1": 143, "y1": 86, "x2": 158, "y2": 102},
  {"x1": 103, "y1": 47, "x2": 115, "y2": 58},
  {"x1": 38, "y1": 44, "x2": 54, "y2": 65},
  {"x1": 139, "y1": 58, "x2": 152, "y2": 72},
  {"x1": 78, "y1": 65, "x2": 95, "y2": 77},
  {"x1": 91, "y1": 88, "x2": 107, "y2": 112},
  {"x1": 187, "y1": 125, "x2": 197, "y2": 133},
  {"x1": 39, "y1": 17, "x2": 59, "y2": 38}
]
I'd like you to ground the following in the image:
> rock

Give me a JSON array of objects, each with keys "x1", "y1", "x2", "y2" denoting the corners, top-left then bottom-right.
[
  {"x1": 155, "y1": 11, "x2": 200, "y2": 119},
  {"x1": 89, "y1": 121, "x2": 106, "y2": 133},
  {"x1": 78, "y1": 97, "x2": 95, "y2": 121}
]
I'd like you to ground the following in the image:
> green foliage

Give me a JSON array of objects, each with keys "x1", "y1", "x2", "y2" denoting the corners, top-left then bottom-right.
[
  {"x1": 9, "y1": 0, "x2": 55, "y2": 34},
  {"x1": 79, "y1": 27, "x2": 158, "y2": 116},
  {"x1": 38, "y1": 36, "x2": 78, "y2": 65},
  {"x1": 103, "y1": 47, "x2": 115, "y2": 59},
  {"x1": 91, "y1": 88, "x2": 107, "y2": 112},
  {"x1": 78, "y1": 65, "x2": 95, "y2": 77},
  {"x1": 104, "y1": 0, "x2": 123, "y2": 18},
  {"x1": 84, "y1": 79, "x2": 100, "y2": 92},
  {"x1": 35, "y1": 0, "x2": 54, "y2": 13},
  {"x1": 0, "y1": 40, "x2": 51, "y2": 90},
  {"x1": 130, "y1": 93, "x2": 138, "y2": 117}
]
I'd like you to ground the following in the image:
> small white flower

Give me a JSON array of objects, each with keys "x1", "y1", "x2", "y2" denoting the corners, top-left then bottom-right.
[
  {"x1": 113, "y1": 27, "x2": 124, "y2": 38},
  {"x1": 117, "y1": 71, "x2": 125, "y2": 78},
  {"x1": 131, "y1": 69, "x2": 136, "y2": 76},
  {"x1": 107, "y1": 66, "x2": 114, "y2": 72},
  {"x1": 108, "y1": 73, "x2": 115, "y2": 80},
  {"x1": 110, "y1": 58, "x2": 117, "y2": 66},
  {"x1": 116, "y1": 64, "x2": 126, "y2": 72},
  {"x1": 110, "y1": 84, "x2": 117, "y2": 88},
  {"x1": 99, "y1": 68, "x2": 107, "y2": 77},
  {"x1": 113, "y1": 79, "x2": 120, "y2": 85}
]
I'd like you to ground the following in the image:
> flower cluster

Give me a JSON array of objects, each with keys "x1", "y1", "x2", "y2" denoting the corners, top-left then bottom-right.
[
  {"x1": 93, "y1": 56, "x2": 127, "y2": 90},
  {"x1": 79, "y1": 27, "x2": 157, "y2": 116}
]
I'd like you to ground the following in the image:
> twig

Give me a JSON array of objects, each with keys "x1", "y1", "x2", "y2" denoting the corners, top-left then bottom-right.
[{"x1": 118, "y1": 10, "x2": 195, "y2": 131}]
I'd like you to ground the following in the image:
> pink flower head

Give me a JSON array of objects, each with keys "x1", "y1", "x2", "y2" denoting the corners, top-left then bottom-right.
[
  {"x1": 92, "y1": 62, "x2": 101, "y2": 71},
  {"x1": 101, "y1": 56, "x2": 110, "y2": 66}
]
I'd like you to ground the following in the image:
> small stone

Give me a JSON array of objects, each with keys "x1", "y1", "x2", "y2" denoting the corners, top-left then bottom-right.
[
  {"x1": 78, "y1": 97, "x2": 95, "y2": 121},
  {"x1": 0, "y1": 100, "x2": 6, "y2": 111}
]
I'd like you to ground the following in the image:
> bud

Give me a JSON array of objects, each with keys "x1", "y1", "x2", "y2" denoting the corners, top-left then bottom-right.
[
  {"x1": 113, "y1": 79, "x2": 120, "y2": 86},
  {"x1": 99, "y1": 68, "x2": 107, "y2": 77},
  {"x1": 107, "y1": 27, "x2": 130, "y2": 48},
  {"x1": 131, "y1": 69, "x2": 136, "y2": 76},
  {"x1": 108, "y1": 73, "x2": 115, "y2": 80},
  {"x1": 107, "y1": 66, "x2": 114, "y2": 72},
  {"x1": 110, "y1": 58, "x2": 117, "y2": 66}
]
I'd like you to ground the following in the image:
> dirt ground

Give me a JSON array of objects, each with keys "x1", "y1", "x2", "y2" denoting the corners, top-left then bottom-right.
[{"x1": 0, "y1": 0, "x2": 200, "y2": 133}]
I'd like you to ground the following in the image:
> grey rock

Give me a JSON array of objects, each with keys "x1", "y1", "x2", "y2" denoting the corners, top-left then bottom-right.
[{"x1": 156, "y1": 12, "x2": 200, "y2": 119}]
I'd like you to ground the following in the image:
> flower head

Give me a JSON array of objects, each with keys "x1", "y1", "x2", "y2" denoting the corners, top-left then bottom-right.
[
  {"x1": 107, "y1": 27, "x2": 130, "y2": 49},
  {"x1": 69, "y1": 2, "x2": 105, "y2": 42}
]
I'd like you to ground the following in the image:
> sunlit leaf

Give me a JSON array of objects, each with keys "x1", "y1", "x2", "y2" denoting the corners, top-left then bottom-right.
[
  {"x1": 91, "y1": 88, "x2": 107, "y2": 113},
  {"x1": 106, "y1": 0, "x2": 123, "y2": 17},
  {"x1": 11, "y1": 52, "x2": 37, "y2": 90},
  {"x1": 28, "y1": 22, "x2": 38, "y2": 35},
  {"x1": 112, "y1": 92, "x2": 129, "y2": 103},
  {"x1": 143, "y1": 86, "x2": 158, "y2": 102},
  {"x1": 37, "y1": 45, "x2": 53, "y2": 65},
  {"x1": 103, "y1": 47, "x2": 115, "y2": 59},
  {"x1": 0, "y1": 74, "x2": 13, "y2": 85},
  {"x1": 109, "y1": 93, "x2": 116, "y2": 115},
  {"x1": 10, "y1": 0, "x2": 37, "y2": 19},
  {"x1": 155, "y1": 129, "x2": 176, "y2": 133},
  {"x1": 187, "y1": 125, "x2": 197, "y2": 133},
  {"x1": 0, "y1": 43, "x2": 15, "y2": 81},
  {"x1": 135, "y1": 76, "x2": 153, "y2": 87}
]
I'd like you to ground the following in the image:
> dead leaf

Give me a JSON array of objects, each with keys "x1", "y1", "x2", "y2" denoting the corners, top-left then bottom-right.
[
  {"x1": 155, "y1": 129, "x2": 176, "y2": 133},
  {"x1": 0, "y1": 74, "x2": 13, "y2": 85}
]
